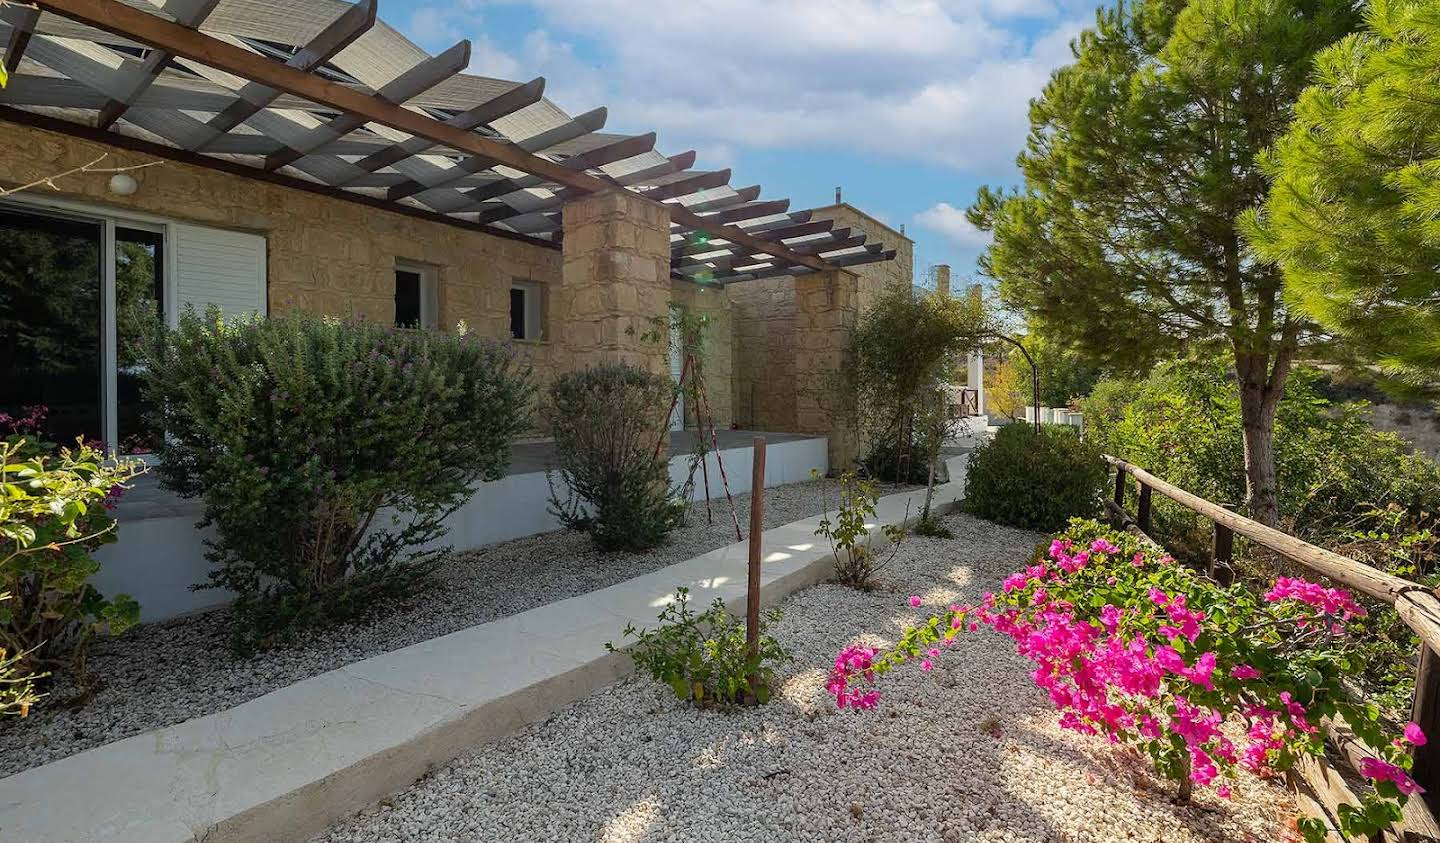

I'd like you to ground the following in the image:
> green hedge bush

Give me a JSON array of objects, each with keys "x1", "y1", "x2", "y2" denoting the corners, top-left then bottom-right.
[
  {"x1": 545, "y1": 364, "x2": 684, "y2": 552},
  {"x1": 963, "y1": 423, "x2": 1106, "y2": 531},
  {"x1": 140, "y1": 310, "x2": 533, "y2": 650}
]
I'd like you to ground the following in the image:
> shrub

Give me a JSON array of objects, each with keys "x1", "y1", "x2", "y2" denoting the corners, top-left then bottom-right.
[
  {"x1": 139, "y1": 310, "x2": 532, "y2": 650},
  {"x1": 963, "y1": 423, "x2": 1106, "y2": 531},
  {"x1": 0, "y1": 604, "x2": 41, "y2": 716},
  {"x1": 0, "y1": 435, "x2": 144, "y2": 676},
  {"x1": 829, "y1": 521, "x2": 1420, "y2": 842},
  {"x1": 1082, "y1": 357, "x2": 1440, "y2": 709},
  {"x1": 545, "y1": 364, "x2": 685, "y2": 552},
  {"x1": 607, "y1": 586, "x2": 789, "y2": 706},
  {"x1": 815, "y1": 471, "x2": 904, "y2": 588}
]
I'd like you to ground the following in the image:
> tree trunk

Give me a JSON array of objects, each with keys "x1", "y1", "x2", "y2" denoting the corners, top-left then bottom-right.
[
  {"x1": 1238, "y1": 383, "x2": 1280, "y2": 527},
  {"x1": 1233, "y1": 338, "x2": 1294, "y2": 528}
]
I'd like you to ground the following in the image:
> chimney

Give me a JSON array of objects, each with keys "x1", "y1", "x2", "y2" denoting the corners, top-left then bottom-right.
[
  {"x1": 835, "y1": 186, "x2": 842, "y2": 204},
  {"x1": 935, "y1": 264, "x2": 951, "y2": 298}
]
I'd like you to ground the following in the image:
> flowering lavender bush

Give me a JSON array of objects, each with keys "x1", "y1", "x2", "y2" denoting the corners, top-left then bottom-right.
[
  {"x1": 140, "y1": 310, "x2": 533, "y2": 650},
  {"x1": 826, "y1": 520, "x2": 1422, "y2": 841}
]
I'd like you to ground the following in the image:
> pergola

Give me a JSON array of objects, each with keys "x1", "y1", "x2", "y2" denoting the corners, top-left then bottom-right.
[{"x1": 0, "y1": 0, "x2": 897, "y2": 285}]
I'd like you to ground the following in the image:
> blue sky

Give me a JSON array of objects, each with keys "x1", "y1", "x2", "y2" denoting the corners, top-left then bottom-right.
[{"x1": 385, "y1": 0, "x2": 1100, "y2": 287}]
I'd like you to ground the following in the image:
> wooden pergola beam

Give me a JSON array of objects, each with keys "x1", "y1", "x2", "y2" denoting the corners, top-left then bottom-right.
[
  {"x1": 706, "y1": 198, "x2": 793, "y2": 226},
  {"x1": 672, "y1": 216, "x2": 803, "y2": 256},
  {"x1": 264, "y1": 39, "x2": 472, "y2": 171},
  {"x1": 0, "y1": 104, "x2": 554, "y2": 248},
  {"x1": 680, "y1": 186, "x2": 761, "y2": 215},
  {"x1": 2, "y1": 4, "x2": 41, "y2": 74},
  {"x1": 638, "y1": 168, "x2": 730, "y2": 202},
  {"x1": 96, "y1": 0, "x2": 220, "y2": 130},
  {"x1": 29, "y1": 0, "x2": 835, "y2": 272},
  {"x1": 386, "y1": 106, "x2": 607, "y2": 202},
  {"x1": 462, "y1": 132, "x2": 659, "y2": 204},
  {"x1": 340, "y1": 76, "x2": 545, "y2": 181},
  {"x1": 202, "y1": 0, "x2": 377, "y2": 140},
  {"x1": 675, "y1": 229, "x2": 858, "y2": 267}
]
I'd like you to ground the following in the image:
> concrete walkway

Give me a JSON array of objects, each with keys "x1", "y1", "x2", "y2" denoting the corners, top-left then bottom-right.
[{"x1": 0, "y1": 459, "x2": 967, "y2": 843}]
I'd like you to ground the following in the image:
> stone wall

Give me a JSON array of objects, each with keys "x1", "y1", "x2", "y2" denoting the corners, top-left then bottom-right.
[
  {"x1": 726, "y1": 276, "x2": 798, "y2": 430},
  {"x1": 0, "y1": 120, "x2": 564, "y2": 386},
  {"x1": 808, "y1": 203, "x2": 914, "y2": 318},
  {"x1": 726, "y1": 204, "x2": 913, "y2": 438},
  {"x1": 556, "y1": 190, "x2": 671, "y2": 379},
  {"x1": 670, "y1": 280, "x2": 734, "y2": 430},
  {"x1": 793, "y1": 270, "x2": 861, "y2": 469}
]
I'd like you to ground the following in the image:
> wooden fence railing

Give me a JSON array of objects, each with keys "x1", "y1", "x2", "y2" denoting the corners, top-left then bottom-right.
[{"x1": 1106, "y1": 455, "x2": 1440, "y2": 841}]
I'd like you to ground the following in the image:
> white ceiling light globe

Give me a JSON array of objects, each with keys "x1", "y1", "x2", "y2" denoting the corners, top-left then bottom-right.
[{"x1": 108, "y1": 173, "x2": 139, "y2": 196}]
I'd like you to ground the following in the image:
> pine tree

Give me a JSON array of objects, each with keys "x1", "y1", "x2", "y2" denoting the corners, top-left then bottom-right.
[
  {"x1": 968, "y1": 0, "x2": 1360, "y2": 525},
  {"x1": 1248, "y1": 0, "x2": 1440, "y2": 397}
]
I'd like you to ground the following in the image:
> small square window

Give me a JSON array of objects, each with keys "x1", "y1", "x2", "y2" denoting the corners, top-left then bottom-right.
[
  {"x1": 510, "y1": 280, "x2": 543, "y2": 340},
  {"x1": 395, "y1": 262, "x2": 438, "y2": 329}
]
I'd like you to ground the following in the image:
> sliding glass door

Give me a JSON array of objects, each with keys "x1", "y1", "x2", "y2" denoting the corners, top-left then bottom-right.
[
  {"x1": 0, "y1": 206, "x2": 166, "y2": 454},
  {"x1": 0, "y1": 208, "x2": 104, "y2": 446}
]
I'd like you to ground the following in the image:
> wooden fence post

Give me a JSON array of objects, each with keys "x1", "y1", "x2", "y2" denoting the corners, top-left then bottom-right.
[
  {"x1": 745, "y1": 436, "x2": 766, "y2": 702},
  {"x1": 1413, "y1": 645, "x2": 1440, "y2": 815},
  {"x1": 1114, "y1": 465, "x2": 1126, "y2": 509},
  {"x1": 1137, "y1": 479, "x2": 1153, "y2": 536},
  {"x1": 1212, "y1": 523, "x2": 1233, "y2": 583}
]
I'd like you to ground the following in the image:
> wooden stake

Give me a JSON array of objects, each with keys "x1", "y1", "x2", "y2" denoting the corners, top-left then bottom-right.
[
  {"x1": 1413, "y1": 645, "x2": 1440, "y2": 816},
  {"x1": 746, "y1": 436, "x2": 766, "y2": 702}
]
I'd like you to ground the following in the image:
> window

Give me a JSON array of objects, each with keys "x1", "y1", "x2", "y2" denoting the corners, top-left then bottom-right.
[
  {"x1": 394, "y1": 262, "x2": 438, "y2": 329},
  {"x1": 0, "y1": 201, "x2": 265, "y2": 454},
  {"x1": 510, "y1": 280, "x2": 543, "y2": 341}
]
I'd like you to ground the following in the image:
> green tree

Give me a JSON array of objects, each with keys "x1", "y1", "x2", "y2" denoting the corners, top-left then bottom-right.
[
  {"x1": 1028, "y1": 332, "x2": 1106, "y2": 407},
  {"x1": 968, "y1": 0, "x2": 1360, "y2": 525},
  {"x1": 843, "y1": 285, "x2": 989, "y2": 482},
  {"x1": 1248, "y1": 0, "x2": 1440, "y2": 397}
]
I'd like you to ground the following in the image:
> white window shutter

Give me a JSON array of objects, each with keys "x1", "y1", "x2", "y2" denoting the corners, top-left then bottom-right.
[{"x1": 171, "y1": 224, "x2": 266, "y2": 326}]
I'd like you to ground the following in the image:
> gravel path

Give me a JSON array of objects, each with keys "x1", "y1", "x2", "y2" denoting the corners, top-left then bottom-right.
[
  {"x1": 0, "y1": 478, "x2": 879, "y2": 777},
  {"x1": 313, "y1": 511, "x2": 1300, "y2": 843}
]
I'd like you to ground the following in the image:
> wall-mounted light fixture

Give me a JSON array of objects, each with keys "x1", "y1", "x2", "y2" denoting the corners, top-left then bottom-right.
[{"x1": 107, "y1": 173, "x2": 139, "y2": 196}]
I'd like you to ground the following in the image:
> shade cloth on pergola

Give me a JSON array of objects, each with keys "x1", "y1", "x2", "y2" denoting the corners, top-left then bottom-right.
[{"x1": 0, "y1": 0, "x2": 897, "y2": 284}]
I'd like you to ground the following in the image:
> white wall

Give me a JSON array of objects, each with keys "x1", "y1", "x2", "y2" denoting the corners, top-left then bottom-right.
[{"x1": 91, "y1": 437, "x2": 829, "y2": 622}]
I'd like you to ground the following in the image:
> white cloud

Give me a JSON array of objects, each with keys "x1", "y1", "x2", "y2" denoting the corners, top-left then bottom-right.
[
  {"x1": 914, "y1": 202, "x2": 991, "y2": 248},
  {"x1": 400, "y1": 1, "x2": 1088, "y2": 176}
]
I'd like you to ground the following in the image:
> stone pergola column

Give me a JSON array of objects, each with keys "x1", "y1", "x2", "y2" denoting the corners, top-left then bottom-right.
[
  {"x1": 556, "y1": 189, "x2": 672, "y2": 377},
  {"x1": 793, "y1": 268, "x2": 860, "y2": 472}
]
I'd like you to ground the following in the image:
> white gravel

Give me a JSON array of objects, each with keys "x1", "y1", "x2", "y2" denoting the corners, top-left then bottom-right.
[
  {"x1": 312, "y1": 511, "x2": 1300, "y2": 843},
  {"x1": 0, "y1": 478, "x2": 883, "y2": 777}
]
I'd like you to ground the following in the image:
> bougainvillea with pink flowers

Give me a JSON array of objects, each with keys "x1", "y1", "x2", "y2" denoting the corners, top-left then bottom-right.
[{"x1": 826, "y1": 519, "x2": 1424, "y2": 841}]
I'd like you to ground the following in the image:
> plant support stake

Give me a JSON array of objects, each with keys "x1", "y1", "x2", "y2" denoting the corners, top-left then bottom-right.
[{"x1": 746, "y1": 436, "x2": 766, "y2": 702}]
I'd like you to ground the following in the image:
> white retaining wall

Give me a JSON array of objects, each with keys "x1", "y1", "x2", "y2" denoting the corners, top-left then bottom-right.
[{"x1": 91, "y1": 437, "x2": 829, "y2": 622}]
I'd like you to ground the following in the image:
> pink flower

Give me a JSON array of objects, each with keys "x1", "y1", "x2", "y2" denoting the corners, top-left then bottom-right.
[
  {"x1": 1148, "y1": 587, "x2": 1170, "y2": 608},
  {"x1": 1231, "y1": 664, "x2": 1261, "y2": 680},
  {"x1": 1361, "y1": 757, "x2": 1425, "y2": 795},
  {"x1": 1216, "y1": 785, "x2": 1232, "y2": 799},
  {"x1": 1406, "y1": 723, "x2": 1428, "y2": 747},
  {"x1": 920, "y1": 659, "x2": 934, "y2": 671},
  {"x1": 909, "y1": 595, "x2": 922, "y2": 607},
  {"x1": 1090, "y1": 538, "x2": 1119, "y2": 555},
  {"x1": 1264, "y1": 576, "x2": 1366, "y2": 622}
]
